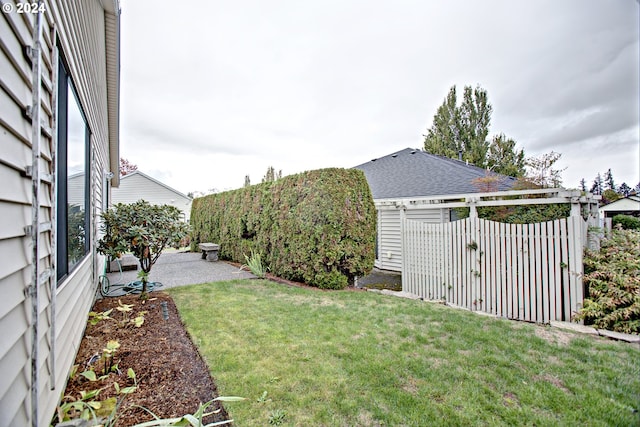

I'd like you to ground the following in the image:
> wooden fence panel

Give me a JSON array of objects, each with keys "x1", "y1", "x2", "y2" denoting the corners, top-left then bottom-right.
[
  {"x1": 401, "y1": 216, "x2": 585, "y2": 323},
  {"x1": 498, "y1": 221, "x2": 508, "y2": 317}
]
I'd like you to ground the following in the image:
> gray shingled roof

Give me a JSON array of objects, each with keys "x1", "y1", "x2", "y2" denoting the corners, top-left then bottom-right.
[{"x1": 352, "y1": 148, "x2": 516, "y2": 199}]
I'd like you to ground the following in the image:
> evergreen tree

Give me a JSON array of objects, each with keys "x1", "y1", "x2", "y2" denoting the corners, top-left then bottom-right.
[
  {"x1": 618, "y1": 182, "x2": 632, "y2": 197},
  {"x1": 590, "y1": 173, "x2": 603, "y2": 195},
  {"x1": 244, "y1": 175, "x2": 251, "y2": 187},
  {"x1": 603, "y1": 168, "x2": 616, "y2": 191},
  {"x1": 579, "y1": 178, "x2": 587, "y2": 192}
]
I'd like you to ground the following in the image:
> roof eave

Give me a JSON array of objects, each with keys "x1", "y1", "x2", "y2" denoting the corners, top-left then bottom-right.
[{"x1": 104, "y1": 3, "x2": 120, "y2": 186}]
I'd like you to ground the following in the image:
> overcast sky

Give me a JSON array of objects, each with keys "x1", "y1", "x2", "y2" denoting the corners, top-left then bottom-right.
[{"x1": 119, "y1": 0, "x2": 639, "y2": 195}]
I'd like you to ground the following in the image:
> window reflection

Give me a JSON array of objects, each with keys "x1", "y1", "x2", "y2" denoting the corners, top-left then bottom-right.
[{"x1": 66, "y1": 85, "x2": 88, "y2": 272}]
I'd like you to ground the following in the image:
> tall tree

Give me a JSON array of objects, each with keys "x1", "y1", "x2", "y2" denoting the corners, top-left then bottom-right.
[
  {"x1": 244, "y1": 175, "x2": 251, "y2": 187},
  {"x1": 603, "y1": 168, "x2": 616, "y2": 191},
  {"x1": 618, "y1": 182, "x2": 632, "y2": 197},
  {"x1": 423, "y1": 85, "x2": 460, "y2": 160},
  {"x1": 458, "y1": 85, "x2": 492, "y2": 166},
  {"x1": 525, "y1": 151, "x2": 565, "y2": 188},
  {"x1": 579, "y1": 178, "x2": 587, "y2": 192},
  {"x1": 486, "y1": 133, "x2": 526, "y2": 177},
  {"x1": 424, "y1": 84, "x2": 523, "y2": 176},
  {"x1": 590, "y1": 173, "x2": 603, "y2": 195},
  {"x1": 120, "y1": 158, "x2": 138, "y2": 176}
]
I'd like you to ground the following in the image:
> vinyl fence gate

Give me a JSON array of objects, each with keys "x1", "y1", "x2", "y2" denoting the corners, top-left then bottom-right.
[{"x1": 400, "y1": 190, "x2": 597, "y2": 324}]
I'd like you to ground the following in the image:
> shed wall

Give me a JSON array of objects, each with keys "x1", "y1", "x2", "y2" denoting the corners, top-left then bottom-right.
[{"x1": 374, "y1": 205, "x2": 449, "y2": 272}]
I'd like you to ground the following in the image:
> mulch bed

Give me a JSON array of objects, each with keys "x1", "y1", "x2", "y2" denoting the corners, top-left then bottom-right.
[{"x1": 56, "y1": 292, "x2": 229, "y2": 426}]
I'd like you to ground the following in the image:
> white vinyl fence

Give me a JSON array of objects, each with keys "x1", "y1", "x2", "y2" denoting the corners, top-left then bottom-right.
[{"x1": 402, "y1": 216, "x2": 587, "y2": 323}]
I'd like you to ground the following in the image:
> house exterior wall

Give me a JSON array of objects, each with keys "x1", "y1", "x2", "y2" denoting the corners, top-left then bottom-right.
[
  {"x1": 375, "y1": 208, "x2": 402, "y2": 271},
  {"x1": 0, "y1": 2, "x2": 119, "y2": 426},
  {"x1": 374, "y1": 204, "x2": 449, "y2": 272},
  {"x1": 112, "y1": 172, "x2": 193, "y2": 221}
]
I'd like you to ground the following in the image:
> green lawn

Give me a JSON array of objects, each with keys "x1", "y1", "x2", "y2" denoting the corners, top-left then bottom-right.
[{"x1": 168, "y1": 280, "x2": 639, "y2": 426}]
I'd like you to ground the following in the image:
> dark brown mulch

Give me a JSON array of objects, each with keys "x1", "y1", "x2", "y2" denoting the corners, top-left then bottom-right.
[{"x1": 56, "y1": 292, "x2": 229, "y2": 427}]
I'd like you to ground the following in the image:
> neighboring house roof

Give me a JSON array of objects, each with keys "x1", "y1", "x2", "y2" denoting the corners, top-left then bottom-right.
[
  {"x1": 353, "y1": 148, "x2": 517, "y2": 199},
  {"x1": 598, "y1": 195, "x2": 640, "y2": 216},
  {"x1": 112, "y1": 171, "x2": 193, "y2": 219},
  {"x1": 118, "y1": 170, "x2": 192, "y2": 201}
]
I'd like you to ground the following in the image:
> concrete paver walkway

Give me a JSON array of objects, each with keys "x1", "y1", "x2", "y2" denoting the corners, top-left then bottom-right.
[{"x1": 104, "y1": 252, "x2": 255, "y2": 296}]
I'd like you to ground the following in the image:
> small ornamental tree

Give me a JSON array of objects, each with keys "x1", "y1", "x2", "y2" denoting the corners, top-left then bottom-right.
[
  {"x1": 98, "y1": 200, "x2": 189, "y2": 298},
  {"x1": 119, "y1": 158, "x2": 138, "y2": 176}
]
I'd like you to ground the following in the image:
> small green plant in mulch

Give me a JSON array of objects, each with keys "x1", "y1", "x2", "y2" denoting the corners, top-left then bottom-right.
[
  {"x1": 95, "y1": 339, "x2": 122, "y2": 377},
  {"x1": 88, "y1": 299, "x2": 146, "y2": 329},
  {"x1": 574, "y1": 229, "x2": 640, "y2": 334},
  {"x1": 53, "y1": 366, "x2": 138, "y2": 426},
  {"x1": 114, "y1": 300, "x2": 146, "y2": 328}
]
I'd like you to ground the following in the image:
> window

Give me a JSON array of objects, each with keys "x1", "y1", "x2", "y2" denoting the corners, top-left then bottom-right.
[{"x1": 56, "y1": 57, "x2": 90, "y2": 281}]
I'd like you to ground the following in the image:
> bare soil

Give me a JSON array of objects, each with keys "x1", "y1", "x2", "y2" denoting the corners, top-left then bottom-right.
[{"x1": 57, "y1": 292, "x2": 229, "y2": 426}]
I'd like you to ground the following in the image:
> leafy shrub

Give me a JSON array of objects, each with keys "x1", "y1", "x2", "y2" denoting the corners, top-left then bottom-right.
[
  {"x1": 574, "y1": 229, "x2": 640, "y2": 334},
  {"x1": 190, "y1": 168, "x2": 376, "y2": 289},
  {"x1": 453, "y1": 203, "x2": 571, "y2": 224},
  {"x1": 313, "y1": 270, "x2": 348, "y2": 290},
  {"x1": 478, "y1": 203, "x2": 571, "y2": 223},
  {"x1": 98, "y1": 201, "x2": 189, "y2": 297},
  {"x1": 612, "y1": 214, "x2": 640, "y2": 230}
]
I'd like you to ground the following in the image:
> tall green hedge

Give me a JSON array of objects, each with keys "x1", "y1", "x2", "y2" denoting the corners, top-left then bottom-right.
[{"x1": 190, "y1": 168, "x2": 376, "y2": 289}]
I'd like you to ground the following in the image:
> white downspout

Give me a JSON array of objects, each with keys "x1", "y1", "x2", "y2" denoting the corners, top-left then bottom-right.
[{"x1": 29, "y1": 5, "x2": 44, "y2": 426}]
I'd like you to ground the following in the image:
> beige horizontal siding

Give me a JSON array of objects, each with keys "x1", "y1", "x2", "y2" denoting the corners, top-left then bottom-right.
[
  {"x1": 376, "y1": 209, "x2": 402, "y2": 272},
  {"x1": 406, "y1": 208, "x2": 448, "y2": 223},
  {"x1": 0, "y1": 202, "x2": 30, "y2": 240},
  {"x1": 54, "y1": 258, "x2": 96, "y2": 382},
  {"x1": 0, "y1": 4, "x2": 35, "y2": 424},
  {"x1": 0, "y1": 0, "x2": 118, "y2": 425},
  {"x1": 113, "y1": 173, "x2": 193, "y2": 220}
]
